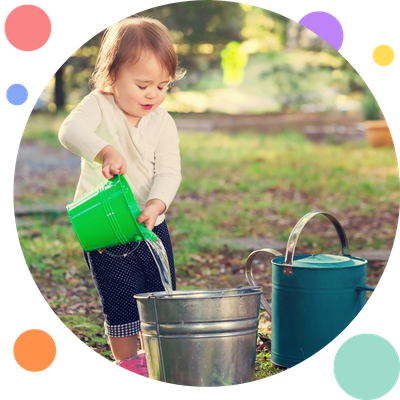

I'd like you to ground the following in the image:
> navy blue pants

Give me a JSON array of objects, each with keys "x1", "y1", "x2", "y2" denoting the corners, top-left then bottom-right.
[{"x1": 83, "y1": 221, "x2": 176, "y2": 337}]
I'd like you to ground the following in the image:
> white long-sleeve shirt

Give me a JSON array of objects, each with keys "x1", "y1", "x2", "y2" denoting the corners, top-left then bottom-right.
[{"x1": 59, "y1": 89, "x2": 182, "y2": 226}]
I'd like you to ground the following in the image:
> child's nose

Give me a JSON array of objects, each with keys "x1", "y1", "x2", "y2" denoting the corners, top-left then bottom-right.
[{"x1": 146, "y1": 88, "x2": 156, "y2": 99}]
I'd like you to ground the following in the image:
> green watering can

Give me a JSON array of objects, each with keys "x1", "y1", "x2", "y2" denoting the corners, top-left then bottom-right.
[
  {"x1": 246, "y1": 211, "x2": 375, "y2": 368},
  {"x1": 66, "y1": 174, "x2": 157, "y2": 252}
]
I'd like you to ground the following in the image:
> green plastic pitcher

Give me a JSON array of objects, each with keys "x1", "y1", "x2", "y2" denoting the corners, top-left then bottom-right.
[{"x1": 66, "y1": 174, "x2": 158, "y2": 251}]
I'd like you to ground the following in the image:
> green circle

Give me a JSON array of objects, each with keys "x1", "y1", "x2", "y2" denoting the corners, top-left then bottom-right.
[{"x1": 334, "y1": 334, "x2": 400, "y2": 399}]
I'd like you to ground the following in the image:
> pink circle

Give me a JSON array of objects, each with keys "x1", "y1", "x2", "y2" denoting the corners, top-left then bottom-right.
[{"x1": 5, "y1": 5, "x2": 51, "y2": 51}]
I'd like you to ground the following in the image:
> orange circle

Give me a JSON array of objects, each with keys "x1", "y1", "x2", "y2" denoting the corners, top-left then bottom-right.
[{"x1": 14, "y1": 329, "x2": 56, "y2": 372}]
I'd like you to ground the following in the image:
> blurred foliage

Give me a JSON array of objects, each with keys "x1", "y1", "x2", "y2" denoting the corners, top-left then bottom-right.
[
  {"x1": 38, "y1": 1, "x2": 374, "y2": 115},
  {"x1": 144, "y1": 1, "x2": 245, "y2": 64},
  {"x1": 221, "y1": 41, "x2": 248, "y2": 85},
  {"x1": 258, "y1": 51, "x2": 366, "y2": 112},
  {"x1": 361, "y1": 87, "x2": 381, "y2": 120}
]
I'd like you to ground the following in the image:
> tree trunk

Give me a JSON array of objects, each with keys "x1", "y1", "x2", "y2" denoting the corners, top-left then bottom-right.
[{"x1": 54, "y1": 64, "x2": 65, "y2": 111}]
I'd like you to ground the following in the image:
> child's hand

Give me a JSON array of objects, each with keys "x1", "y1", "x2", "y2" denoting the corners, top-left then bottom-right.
[
  {"x1": 95, "y1": 145, "x2": 127, "y2": 179},
  {"x1": 137, "y1": 199, "x2": 166, "y2": 231}
]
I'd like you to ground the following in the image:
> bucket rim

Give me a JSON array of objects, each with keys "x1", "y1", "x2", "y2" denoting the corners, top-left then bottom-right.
[{"x1": 134, "y1": 286, "x2": 263, "y2": 300}]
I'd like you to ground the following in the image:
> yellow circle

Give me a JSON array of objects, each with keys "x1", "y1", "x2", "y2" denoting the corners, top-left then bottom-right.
[
  {"x1": 371, "y1": 42, "x2": 397, "y2": 68},
  {"x1": 373, "y1": 45, "x2": 395, "y2": 66}
]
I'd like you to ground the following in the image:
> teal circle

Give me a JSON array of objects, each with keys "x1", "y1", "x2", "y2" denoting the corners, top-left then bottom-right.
[{"x1": 334, "y1": 334, "x2": 400, "y2": 399}]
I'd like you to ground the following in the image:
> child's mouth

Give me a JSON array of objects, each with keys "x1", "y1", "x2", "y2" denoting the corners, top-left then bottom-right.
[{"x1": 142, "y1": 104, "x2": 153, "y2": 110}]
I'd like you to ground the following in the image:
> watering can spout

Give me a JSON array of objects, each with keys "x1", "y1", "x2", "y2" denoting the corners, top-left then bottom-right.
[
  {"x1": 245, "y1": 248, "x2": 282, "y2": 320},
  {"x1": 139, "y1": 224, "x2": 158, "y2": 242}
]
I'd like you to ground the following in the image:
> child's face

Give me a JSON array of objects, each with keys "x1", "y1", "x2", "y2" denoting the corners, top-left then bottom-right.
[{"x1": 112, "y1": 52, "x2": 170, "y2": 123}]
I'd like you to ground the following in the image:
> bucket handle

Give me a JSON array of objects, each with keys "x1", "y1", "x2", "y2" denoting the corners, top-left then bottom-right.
[
  {"x1": 246, "y1": 248, "x2": 282, "y2": 320},
  {"x1": 282, "y1": 211, "x2": 351, "y2": 276}
]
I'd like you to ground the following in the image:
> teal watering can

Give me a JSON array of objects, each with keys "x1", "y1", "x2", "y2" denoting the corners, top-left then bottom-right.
[{"x1": 246, "y1": 211, "x2": 375, "y2": 368}]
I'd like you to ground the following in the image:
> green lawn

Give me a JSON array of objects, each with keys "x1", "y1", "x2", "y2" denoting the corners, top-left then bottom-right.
[
  {"x1": 19, "y1": 128, "x2": 399, "y2": 277},
  {"x1": 173, "y1": 131, "x2": 399, "y2": 262}
]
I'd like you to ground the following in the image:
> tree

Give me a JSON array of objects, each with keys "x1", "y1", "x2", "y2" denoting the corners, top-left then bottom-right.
[
  {"x1": 138, "y1": 1, "x2": 247, "y2": 77},
  {"x1": 53, "y1": 1, "x2": 249, "y2": 109},
  {"x1": 54, "y1": 64, "x2": 65, "y2": 110},
  {"x1": 52, "y1": 1, "x2": 366, "y2": 113}
]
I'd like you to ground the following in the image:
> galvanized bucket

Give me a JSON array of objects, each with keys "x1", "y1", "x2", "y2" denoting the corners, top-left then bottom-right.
[
  {"x1": 134, "y1": 286, "x2": 263, "y2": 386},
  {"x1": 246, "y1": 211, "x2": 375, "y2": 368}
]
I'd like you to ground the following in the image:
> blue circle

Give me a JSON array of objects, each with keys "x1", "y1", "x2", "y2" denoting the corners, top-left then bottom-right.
[
  {"x1": 331, "y1": 332, "x2": 400, "y2": 400},
  {"x1": 6, "y1": 84, "x2": 28, "y2": 105}
]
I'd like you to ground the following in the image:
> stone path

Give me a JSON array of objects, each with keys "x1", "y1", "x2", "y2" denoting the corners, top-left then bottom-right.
[{"x1": 16, "y1": 143, "x2": 81, "y2": 170}]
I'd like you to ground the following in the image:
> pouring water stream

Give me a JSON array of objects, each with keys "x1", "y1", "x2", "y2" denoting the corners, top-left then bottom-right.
[{"x1": 145, "y1": 237, "x2": 173, "y2": 295}]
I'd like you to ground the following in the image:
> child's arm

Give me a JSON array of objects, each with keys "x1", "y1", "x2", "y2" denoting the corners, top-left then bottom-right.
[
  {"x1": 136, "y1": 199, "x2": 166, "y2": 230},
  {"x1": 59, "y1": 93, "x2": 107, "y2": 163},
  {"x1": 94, "y1": 145, "x2": 127, "y2": 179},
  {"x1": 137, "y1": 111, "x2": 182, "y2": 230}
]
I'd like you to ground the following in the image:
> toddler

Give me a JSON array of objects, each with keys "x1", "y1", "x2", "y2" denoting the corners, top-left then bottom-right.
[{"x1": 59, "y1": 16, "x2": 185, "y2": 376}]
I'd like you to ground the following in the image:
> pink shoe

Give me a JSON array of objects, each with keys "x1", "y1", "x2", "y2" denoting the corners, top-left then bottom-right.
[
  {"x1": 137, "y1": 352, "x2": 147, "y2": 367},
  {"x1": 117, "y1": 353, "x2": 149, "y2": 377}
]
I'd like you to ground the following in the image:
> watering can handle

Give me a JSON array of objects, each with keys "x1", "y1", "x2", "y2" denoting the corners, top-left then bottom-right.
[
  {"x1": 246, "y1": 248, "x2": 283, "y2": 320},
  {"x1": 283, "y1": 211, "x2": 351, "y2": 276}
]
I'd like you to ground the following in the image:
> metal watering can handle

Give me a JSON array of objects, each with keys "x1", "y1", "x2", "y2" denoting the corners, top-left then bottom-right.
[
  {"x1": 246, "y1": 248, "x2": 283, "y2": 320},
  {"x1": 283, "y1": 211, "x2": 351, "y2": 276}
]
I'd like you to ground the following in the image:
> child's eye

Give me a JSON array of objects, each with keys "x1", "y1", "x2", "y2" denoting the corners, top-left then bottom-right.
[
  {"x1": 138, "y1": 86, "x2": 164, "y2": 91},
  {"x1": 158, "y1": 86, "x2": 165, "y2": 91}
]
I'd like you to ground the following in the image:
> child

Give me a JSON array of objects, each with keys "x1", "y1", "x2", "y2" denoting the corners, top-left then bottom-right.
[{"x1": 59, "y1": 16, "x2": 185, "y2": 376}]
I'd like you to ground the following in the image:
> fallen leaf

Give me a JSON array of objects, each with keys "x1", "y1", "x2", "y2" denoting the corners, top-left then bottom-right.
[
  {"x1": 189, "y1": 254, "x2": 206, "y2": 262},
  {"x1": 29, "y1": 228, "x2": 42, "y2": 238}
]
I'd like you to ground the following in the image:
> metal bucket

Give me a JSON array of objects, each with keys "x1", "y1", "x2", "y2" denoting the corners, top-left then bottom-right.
[{"x1": 134, "y1": 286, "x2": 263, "y2": 386}]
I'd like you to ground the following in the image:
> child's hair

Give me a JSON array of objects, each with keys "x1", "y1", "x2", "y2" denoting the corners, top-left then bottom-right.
[{"x1": 90, "y1": 16, "x2": 185, "y2": 93}]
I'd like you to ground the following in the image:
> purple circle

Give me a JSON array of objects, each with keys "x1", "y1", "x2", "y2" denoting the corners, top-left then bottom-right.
[{"x1": 297, "y1": 8, "x2": 346, "y2": 51}]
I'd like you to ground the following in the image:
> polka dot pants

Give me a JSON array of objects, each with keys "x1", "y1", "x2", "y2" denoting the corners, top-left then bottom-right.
[{"x1": 83, "y1": 221, "x2": 176, "y2": 338}]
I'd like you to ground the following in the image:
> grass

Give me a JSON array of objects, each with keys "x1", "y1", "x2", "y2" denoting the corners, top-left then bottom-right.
[
  {"x1": 18, "y1": 215, "x2": 84, "y2": 279},
  {"x1": 19, "y1": 114, "x2": 399, "y2": 279},
  {"x1": 255, "y1": 350, "x2": 285, "y2": 380},
  {"x1": 17, "y1": 112, "x2": 400, "y2": 380},
  {"x1": 59, "y1": 315, "x2": 114, "y2": 361},
  {"x1": 179, "y1": 131, "x2": 398, "y2": 205},
  {"x1": 22, "y1": 111, "x2": 68, "y2": 146},
  {"x1": 171, "y1": 130, "x2": 399, "y2": 265}
]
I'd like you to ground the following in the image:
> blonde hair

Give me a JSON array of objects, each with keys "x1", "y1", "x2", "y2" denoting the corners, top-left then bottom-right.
[{"x1": 90, "y1": 16, "x2": 185, "y2": 93}]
